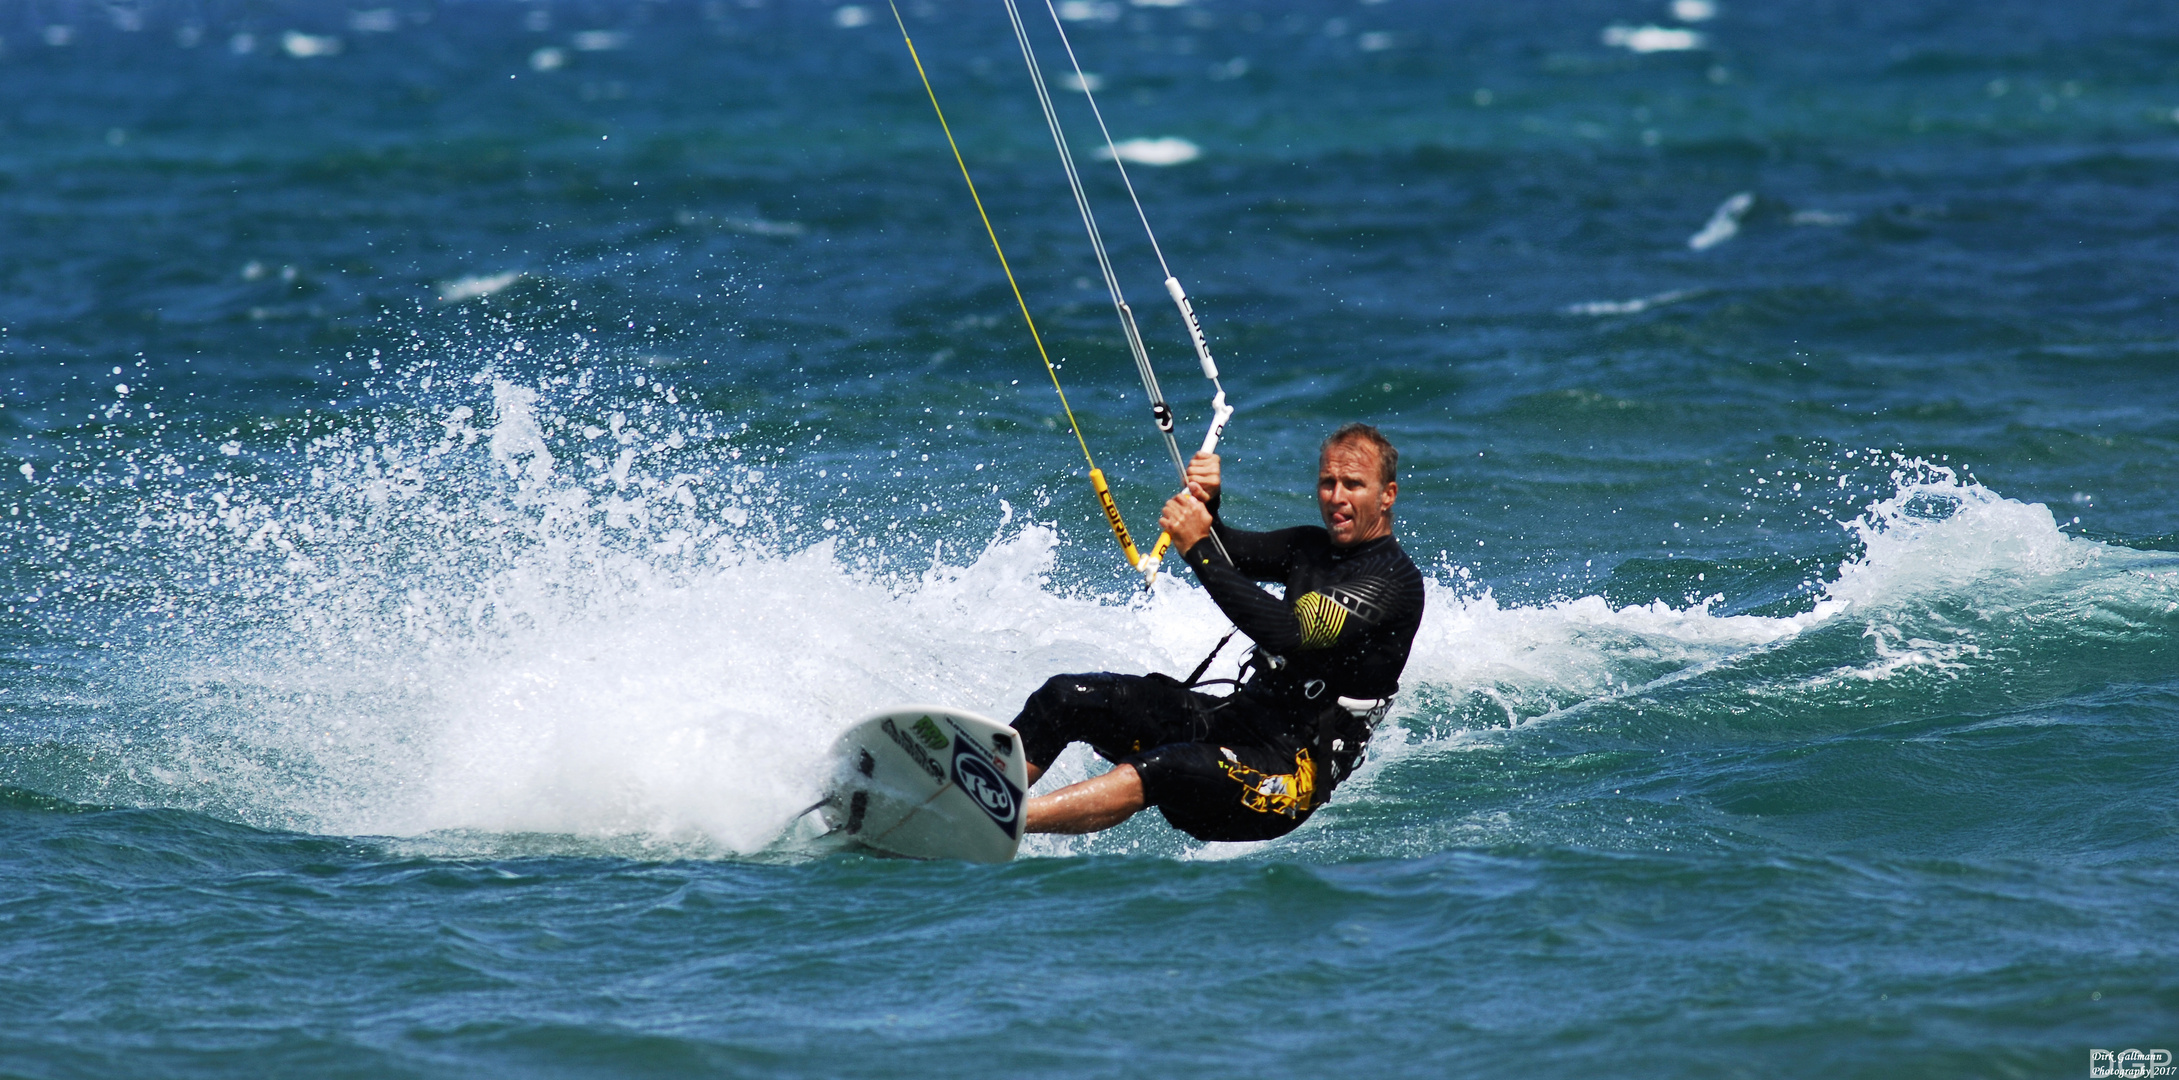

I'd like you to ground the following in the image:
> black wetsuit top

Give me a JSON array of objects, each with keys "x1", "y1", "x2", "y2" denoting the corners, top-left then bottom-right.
[{"x1": 1181, "y1": 500, "x2": 1427, "y2": 743}]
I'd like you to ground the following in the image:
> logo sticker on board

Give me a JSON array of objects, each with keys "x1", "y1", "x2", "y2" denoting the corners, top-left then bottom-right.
[{"x1": 951, "y1": 735, "x2": 1023, "y2": 838}]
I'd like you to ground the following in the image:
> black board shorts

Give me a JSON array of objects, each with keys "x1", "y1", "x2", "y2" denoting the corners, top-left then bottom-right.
[{"x1": 1012, "y1": 671, "x2": 1332, "y2": 843}]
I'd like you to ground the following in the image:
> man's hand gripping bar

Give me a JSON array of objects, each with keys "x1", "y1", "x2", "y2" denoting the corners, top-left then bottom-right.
[
  {"x1": 1138, "y1": 276, "x2": 1229, "y2": 587},
  {"x1": 1138, "y1": 391, "x2": 1232, "y2": 587}
]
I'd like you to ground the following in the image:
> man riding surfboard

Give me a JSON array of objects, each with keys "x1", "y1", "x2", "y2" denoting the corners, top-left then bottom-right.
[{"x1": 1014, "y1": 423, "x2": 1425, "y2": 841}]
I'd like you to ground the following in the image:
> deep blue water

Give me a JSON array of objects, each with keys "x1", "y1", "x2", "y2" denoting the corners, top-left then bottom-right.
[{"x1": 4, "y1": 0, "x2": 2178, "y2": 1076}]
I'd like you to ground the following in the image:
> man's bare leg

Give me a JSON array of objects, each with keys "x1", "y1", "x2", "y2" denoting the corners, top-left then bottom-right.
[{"x1": 1024, "y1": 764, "x2": 1146, "y2": 834}]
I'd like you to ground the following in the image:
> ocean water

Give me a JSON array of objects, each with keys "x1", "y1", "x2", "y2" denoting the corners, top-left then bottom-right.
[{"x1": 4, "y1": 0, "x2": 2178, "y2": 1075}]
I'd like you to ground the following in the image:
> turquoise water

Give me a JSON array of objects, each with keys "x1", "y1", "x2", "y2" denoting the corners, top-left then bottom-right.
[{"x1": 4, "y1": 0, "x2": 2178, "y2": 1075}]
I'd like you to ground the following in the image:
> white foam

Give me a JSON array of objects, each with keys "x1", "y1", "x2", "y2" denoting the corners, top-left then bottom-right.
[
  {"x1": 101, "y1": 369, "x2": 1252, "y2": 853},
  {"x1": 570, "y1": 30, "x2": 628, "y2": 52},
  {"x1": 438, "y1": 271, "x2": 523, "y2": 303},
  {"x1": 487, "y1": 380, "x2": 556, "y2": 485},
  {"x1": 280, "y1": 31, "x2": 343, "y2": 58},
  {"x1": 80, "y1": 361, "x2": 2173, "y2": 859},
  {"x1": 1057, "y1": 1, "x2": 1121, "y2": 22},
  {"x1": 1827, "y1": 462, "x2": 2097, "y2": 612},
  {"x1": 1602, "y1": 24, "x2": 1705, "y2": 53},
  {"x1": 1671, "y1": 0, "x2": 1718, "y2": 23},
  {"x1": 1688, "y1": 191, "x2": 1753, "y2": 250},
  {"x1": 1563, "y1": 288, "x2": 1700, "y2": 316},
  {"x1": 1398, "y1": 460, "x2": 2153, "y2": 732},
  {"x1": 1099, "y1": 137, "x2": 1201, "y2": 167},
  {"x1": 236, "y1": 521, "x2": 1236, "y2": 852}
]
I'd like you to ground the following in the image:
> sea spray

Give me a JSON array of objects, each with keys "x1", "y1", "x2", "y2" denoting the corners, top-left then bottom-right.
[
  {"x1": 11, "y1": 354, "x2": 2178, "y2": 862},
  {"x1": 4, "y1": 358, "x2": 1238, "y2": 851},
  {"x1": 6, "y1": 341, "x2": 2177, "y2": 861}
]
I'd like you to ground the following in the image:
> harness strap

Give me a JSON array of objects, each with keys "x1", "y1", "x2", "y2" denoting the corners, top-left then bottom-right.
[
  {"x1": 1182, "y1": 627, "x2": 1240, "y2": 688},
  {"x1": 1312, "y1": 695, "x2": 1393, "y2": 806},
  {"x1": 1179, "y1": 633, "x2": 1393, "y2": 806}
]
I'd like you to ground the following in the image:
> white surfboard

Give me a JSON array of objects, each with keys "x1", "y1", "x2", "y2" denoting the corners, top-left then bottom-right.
[{"x1": 817, "y1": 706, "x2": 1030, "y2": 863}]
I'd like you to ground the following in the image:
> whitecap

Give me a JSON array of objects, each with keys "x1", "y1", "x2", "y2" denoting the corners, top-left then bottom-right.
[
  {"x1": 1098, "y1": 136, "x2": 1201, "y2": 167},
  {"x1": 1563, "y1": 288, "x2": 1699, "y2": 316},
  {"x1": 1688, "y1": 191, "x2": 1753, "y2": 250},
  {"x1": 1602, "y1": 24, "x2": 1705, "y2": 53},
  {"x1": 1057, "y1": 1, "x2": 1121, "y2": 22},
  {"x1": 570, "y1": 30, "x2": 628, "y2": 52},
  {"x1": 437, "y1": 271, "x2": 523, "y2": 303},
  {"x1": 280, "y1": 31, "x2": 343, "y2": 58}
]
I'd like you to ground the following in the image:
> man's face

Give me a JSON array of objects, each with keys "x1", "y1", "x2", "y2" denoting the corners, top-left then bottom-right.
[{"x1": 1318, "y1": 440, "x2": 1397, "y2": 546}]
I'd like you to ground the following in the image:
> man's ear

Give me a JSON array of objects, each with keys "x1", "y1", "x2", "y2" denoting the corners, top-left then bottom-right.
[{"x1": 1381, "y1": 480, "x2": 1397, "y2": 512}]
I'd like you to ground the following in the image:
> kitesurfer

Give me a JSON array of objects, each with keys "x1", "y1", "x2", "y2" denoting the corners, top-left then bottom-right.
[{"x1": 1014, "y1": 423, "x2": 1426, "y2": 841}]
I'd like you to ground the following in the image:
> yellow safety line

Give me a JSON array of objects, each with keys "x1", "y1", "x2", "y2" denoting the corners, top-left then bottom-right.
[{"x1": 887, "y1": 0, "x2": 1143, "y2": 569}]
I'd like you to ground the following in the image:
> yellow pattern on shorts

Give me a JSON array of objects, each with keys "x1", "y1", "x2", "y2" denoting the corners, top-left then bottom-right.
[
  {"x1": 1218, "y1": 749, "x2": 1317, "y2": 818},
  {"x1": 1291, "y1": 592, "x2": 1348, "y2": 649}
]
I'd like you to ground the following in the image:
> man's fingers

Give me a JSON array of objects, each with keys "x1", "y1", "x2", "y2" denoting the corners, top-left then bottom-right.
[
  {"x1": 1159, "y1": 488, "x2": 1210, "y2": 541},
  {"x1": 1186, "y1": 452, "x2": 1221, "y2": 498}
]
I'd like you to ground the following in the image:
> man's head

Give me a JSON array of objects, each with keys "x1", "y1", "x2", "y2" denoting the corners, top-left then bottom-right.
[{"x1": 1317, "y1": 423, "x2": 1398, "y2": 547}]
